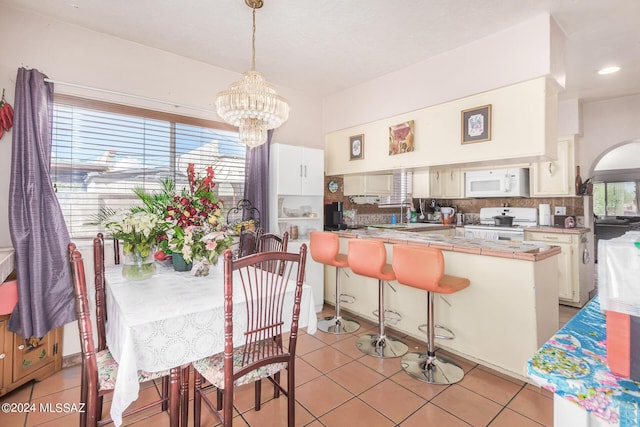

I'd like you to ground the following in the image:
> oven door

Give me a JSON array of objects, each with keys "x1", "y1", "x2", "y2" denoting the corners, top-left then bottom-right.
[{"x1": 464, "y1": 226, "x2": 524, "y2": 241}]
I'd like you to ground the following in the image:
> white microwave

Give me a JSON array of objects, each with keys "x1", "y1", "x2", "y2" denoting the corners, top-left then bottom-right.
[{"x1": 465, "y1": 168, "x2": 530, "y2": 198}]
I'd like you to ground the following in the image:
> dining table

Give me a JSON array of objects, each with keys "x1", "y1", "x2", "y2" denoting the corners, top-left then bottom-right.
[{"x1": 104, "y1": 258, "x2": 318, "y2": 427}]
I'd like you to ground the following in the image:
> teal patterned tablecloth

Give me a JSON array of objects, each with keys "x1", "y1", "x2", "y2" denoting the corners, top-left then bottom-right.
[{"x1": 527, "y1": 296, "x2": 640, "y2": 426}]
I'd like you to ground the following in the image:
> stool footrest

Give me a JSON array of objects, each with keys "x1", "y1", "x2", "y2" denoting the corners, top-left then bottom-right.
[
  {"x1": 373, "y1": 309, "x2": 402, "y2": 325},
  {"x1": 317, "y1": 316, "x2": 360, "y2": 334},
  {"x1": 418, "y1": 324, "x2": 455, "y2": 340},
  {"x1": 338, "y1": 293, "x2": 355, "y2": 304},
  {"x1": 356, "y1": 334, "x2": 408, "y2": 358}
]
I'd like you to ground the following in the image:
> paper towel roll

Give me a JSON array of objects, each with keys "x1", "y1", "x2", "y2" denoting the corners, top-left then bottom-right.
[{"x1": 539, "y1": 204, "x2": 551, "y2": 226}]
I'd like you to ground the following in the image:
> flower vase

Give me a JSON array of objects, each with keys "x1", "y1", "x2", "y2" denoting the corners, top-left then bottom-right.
[
  {"x1": 122, "y1": 245, "x2": 156, "y2": 280},
  {"x1": 192, "y1": 257, "x2": 210, "y2": 277},
  {"x1": 172, "y1": 252, "x2": 193, "y2": 272}
]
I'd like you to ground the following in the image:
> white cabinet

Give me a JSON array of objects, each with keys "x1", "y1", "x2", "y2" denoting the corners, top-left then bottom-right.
[
  {"x1": 343, "y1": 174, "x2": 392, "y2": 196},
  {"x1": 269, "y1": 143, "x2": 325, "y2": 313},
  {"x1": 412, "y1": 170, "x2": 431, "y2": 198},
  {"x1": 271, "y1": 144, "x2": 324, "y2": 196},
  {"x1": 430, "y1": 168, "x2": 462, "y2": 198},
  {"x1": 524, "y1": 230, "x2": 593, "y2": 307},
  {"x1": 531, "y1": 137, "x2": 575, "y2": 197}
]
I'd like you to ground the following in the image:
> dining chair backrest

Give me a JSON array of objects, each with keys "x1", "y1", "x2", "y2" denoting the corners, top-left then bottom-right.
[
  {"x1": 237, "y1": 226, "x2": 263, "y2": 258},
  {"x1": 69, "y1": 243, "x2": 101, "y2": 426},
  {"x1": 221, "y1": 245, "x2": 307, "y2": 423},
  {"x1": 93, "y1": 234, "x2": 107, "y2": 352},
  {"x1": 257, "y1": 231, "x2": 289, "y2": 253}
]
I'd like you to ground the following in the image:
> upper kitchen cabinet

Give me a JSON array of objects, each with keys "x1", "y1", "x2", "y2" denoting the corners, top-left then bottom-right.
[
  {"x1": 530, "y1": 137, "x2": 575, "y2": 197},
  {"x1": 430, "y1": 168, "x2": 463, "y2": 198},
  {"x1": 412, "y1": 170, "x2": 431, "y2": 198},
  {"x1": 343, "y1": 174, "x2": 392, "y2": 196},
  {"x1": 270, "y1": 144, "x2": 324, "y2": 196}
]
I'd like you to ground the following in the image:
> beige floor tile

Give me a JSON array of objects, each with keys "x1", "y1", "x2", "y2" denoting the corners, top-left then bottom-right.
[
  {"x1": 388, "y1": 370, "x2": 449, "y2": 401},
  {"x1": 294, "y1": 334, "x2": 326, "y2": 356},
  {"x1": 476, "y1": 364, "x2": 526, "y2": 386},
  {"x1": 355, "y1": 353, "x2": 403, "y2": 377},
  {"x1": 240, "y1": 396, "x2": 314, "y2": 427},
  {"x1": 459, "y1": 367, "x2": 523, "y2": 405},
  {"x1": 359, "y1": 379, "x2": 427, "y2": 424},
  {"x1": 329, "y1": 334, "x2": 368, "y2": 360},
  {"x1": 319, "y1": 398, "x2": 395, "y2": 427},
  {"x1": 31, "y1": 411, "x2": 80, "y2": 426},
  {"x1": 434, "y1": 349, "x2": 478, "y2": 373},
  {"x1": 507, "y1": 387, "x2": 554, "y2": 426},
  {"x1": 400, "y1": 402, "x2": 471, "y2": 427},
  {"x1": 292, "y1": 357, "x2": 323, "y2": 386},
  {"x1": 489, "y1": 407, "x2": 547, "y2": 426},
  {"x1": 325, "y1": 360, "x2": 386, "y2": 395},
  {"x1": 431, "y1": 384, "x2": 503, "y2": 426},
  {"x1": 31, "y1": 364, "x2": 82, "y2": 399},
  {"x1": 300, "y1": 345, "x2": 354, "y2": 374},
  {"x1": 26, "y1": 386, "x2": 82, "y2": 426},
  {"x1": 524, "y1": 383, "x2": 555, "y2": 399},
  {"x1": 295, "y1": 376, "x2": 352, "y2": 418}
]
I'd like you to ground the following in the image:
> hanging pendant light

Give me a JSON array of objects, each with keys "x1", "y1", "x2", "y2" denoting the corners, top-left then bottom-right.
[{"x1": 215, "y1": 0, "x2": 289, "y2": 148}]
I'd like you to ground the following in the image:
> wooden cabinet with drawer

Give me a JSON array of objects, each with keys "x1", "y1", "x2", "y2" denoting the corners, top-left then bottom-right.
[{"x1": 0, "y1": 314, "x2": 63, "y2": 397}]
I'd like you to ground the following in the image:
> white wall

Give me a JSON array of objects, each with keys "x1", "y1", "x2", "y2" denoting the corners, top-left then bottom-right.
[{"x1": 0, "y1": 5, "x2": 323, "y2": 247}]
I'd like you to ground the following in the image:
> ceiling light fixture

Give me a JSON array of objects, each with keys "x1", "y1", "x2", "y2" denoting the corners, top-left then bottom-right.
[
  {"x1": 215, "y1": 0, "x2": 289, "y2": 148},
  {"x1": 597, "y1": 66, "x2": 621, "y2": 75}
]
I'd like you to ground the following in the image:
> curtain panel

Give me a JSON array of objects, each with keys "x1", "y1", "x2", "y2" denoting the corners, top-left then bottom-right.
[
  {"x1": 8, "y1": 68, "x2": 75, "y2": 338},
  {"x1": 243, "y1": 130, "x2": 273, "y2": 232}
]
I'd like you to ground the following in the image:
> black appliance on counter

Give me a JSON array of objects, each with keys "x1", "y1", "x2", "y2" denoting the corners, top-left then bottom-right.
[{"x1": 324, "y1": 201, "x2": 347, "y2": 230}]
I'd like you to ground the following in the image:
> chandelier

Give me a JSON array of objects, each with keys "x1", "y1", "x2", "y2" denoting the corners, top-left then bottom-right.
[{"x1": 215, "y1": 0, "x2": 289, "y2": 148}]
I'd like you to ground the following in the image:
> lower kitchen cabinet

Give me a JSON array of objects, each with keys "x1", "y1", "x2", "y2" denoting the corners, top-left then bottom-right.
[
  {"x1": 524, "y1": 230, "x2": 593, "y2": 307},
  {"x1": 0, "y1": 315, "x2": 63, "y2": 397}
]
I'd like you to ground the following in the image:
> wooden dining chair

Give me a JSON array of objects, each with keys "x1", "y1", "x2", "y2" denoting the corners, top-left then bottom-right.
[
  {"x1": 237, "y1": 226, "x2": 263, "y2": 258},
  {"x1": 72, "y1": 243, "x2": 180, "y2": 427},
  {"x1": 257, "y1": 231, "x2": 289, "y2": 253},
  {"x1": 191, "y1": 245, "x2": 307, "y2": 427}
]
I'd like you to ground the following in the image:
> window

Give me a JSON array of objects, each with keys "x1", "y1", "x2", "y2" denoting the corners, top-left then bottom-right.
[
  {"x1": 593, "y1": 181, "x2": 639, "y2": 217},
  {"x1": 51, "y1": 95, "x2": 246, "y2": 238}
]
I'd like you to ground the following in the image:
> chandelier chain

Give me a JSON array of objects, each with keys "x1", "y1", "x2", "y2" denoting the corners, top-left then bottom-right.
[{"x1": 251, "y1": 6, "x2": 256, "y2": 71}]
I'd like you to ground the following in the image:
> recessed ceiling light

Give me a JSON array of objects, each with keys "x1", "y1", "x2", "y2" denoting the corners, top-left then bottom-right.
[{"x1": 597, "y1": 66, "x2": 621, "y2": 75}]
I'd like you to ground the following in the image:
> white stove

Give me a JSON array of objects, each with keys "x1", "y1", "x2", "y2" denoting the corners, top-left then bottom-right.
[{"x1": 464, "y1": 207, "x2": 537, "y2": 241}]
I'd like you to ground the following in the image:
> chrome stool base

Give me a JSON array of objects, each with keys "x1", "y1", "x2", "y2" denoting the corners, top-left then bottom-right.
[
  {"x1": 401, "y1": 352, "x2": 464, "y2": 385},
  {"x1": 356, "y1": 334, "x2": 408, "y2": 358},
  {"x1": 318, "y1": 316, "x2": 360, "y2": 334}
]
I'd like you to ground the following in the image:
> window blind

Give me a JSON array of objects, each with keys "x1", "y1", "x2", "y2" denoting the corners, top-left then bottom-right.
[
  {"x1": 379, "y1": 171, "x2": 413, "y2": 207},
  {"x1": 51, "y1": 95, "x2": 246, "y2": 238}
]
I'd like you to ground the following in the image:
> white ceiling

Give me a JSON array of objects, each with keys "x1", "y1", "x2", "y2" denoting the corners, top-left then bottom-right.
[{"x1": 2, "y1": 0, "x2": 639, "y2": 101}]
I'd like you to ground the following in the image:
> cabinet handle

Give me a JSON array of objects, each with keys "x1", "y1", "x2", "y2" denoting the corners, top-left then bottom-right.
[
  {"x1": 436, "y1": 171, "x2": 440, "y2": 180},
  {"x1": 304, "y1": 165, "x2": 307, "y2": 177},
  {"x1": 0, "y1": 353, "x2": 5, "y2": 359},
  {"x1": 18, "y1": 344, "x2": 25, "y2": 351},
  {"x1": 299, "y1": 165, "x2": 303, "y2": 177},
  {"x1": 548, "y1": 162, "x2": 553, "y2": 175},
  {"x1": 583, "y1": 247, "x2": 590, "y2": 264}
]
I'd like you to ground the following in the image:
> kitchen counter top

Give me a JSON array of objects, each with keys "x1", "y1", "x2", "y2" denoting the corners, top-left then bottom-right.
[
  {"x1": 524, "y1": 226, "x2": 591, "y2": 234},
  {"x1": 0, "y1": 247, "x2": 15, "y2": 283},
  {"x1": 335, "y1": 228, "x2": 560, "y2": 262}
]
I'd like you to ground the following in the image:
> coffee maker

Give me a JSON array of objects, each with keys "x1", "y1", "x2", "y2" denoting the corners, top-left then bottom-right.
[{"x1": 324, "y1": 201, "x2": 346, "y2": 230}]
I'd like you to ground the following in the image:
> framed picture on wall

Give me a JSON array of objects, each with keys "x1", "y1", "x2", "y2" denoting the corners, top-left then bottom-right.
[
  {"x1": 461, "y1": 104, "x2": 491, "y2": 144},
  {"x1": 349, "y1": 134, "x2": 364, "y2": 160},
  {"x1": 389, "y1": 120, "x2": 415, "y2": 155}
]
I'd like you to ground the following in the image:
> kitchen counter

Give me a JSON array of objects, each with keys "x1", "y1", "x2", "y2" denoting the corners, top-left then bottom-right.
[
  {"x1": 524, "y1": 226, "x2": 591, "y2": 235},
  {"x1": 325, "y1": 230, "x2": 560, "y2": 380},
  {"x1": 336, "y1": 227, "x2": 561, "y2": 262}
]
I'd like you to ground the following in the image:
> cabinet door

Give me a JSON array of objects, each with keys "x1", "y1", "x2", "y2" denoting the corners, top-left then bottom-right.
[
  {"x1": 0, "y1": 319, "x2": 6, "y2": 392},
  {"x1": 442, "y1": 169, "x2": 462, "y2": 198},
  {"x1": 556, "y1": 243, "x2": 575, "y2": 300},
  {"x1": 365, "y1": 175, "x2": 392, "y2": 195},
  {"x1": 273, "y1": 144, "x2": 303, "y2": 195},
  {"x1": 12, "y1": 333, "x2": 57, "y2": 383},
  {"x1": 412, "y1": 170, "x2": 431, "y2": 198},
  {"x1": 531, "y1": 138, "x2": 574, "y2": 197},
  {"x1": 301, "y1": 148, "x2": 324, "y2": 196},
  {"x1": 343, "y1": 175, "x2": 365, "y2": 196},
  {"x1": 429, "y1": 170, "x2": 443, "y2": 197}
]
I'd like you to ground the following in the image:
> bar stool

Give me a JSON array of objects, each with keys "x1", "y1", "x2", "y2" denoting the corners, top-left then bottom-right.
[
  {"x1": 348, "y1": 239, "x2": 408, "y2": 358},
  {"x1": 392, "y1": 245, "x2": 470, "y2": 384},
  {"x1": 309, "y1": 231, "x2": 360, "y2": 334}
]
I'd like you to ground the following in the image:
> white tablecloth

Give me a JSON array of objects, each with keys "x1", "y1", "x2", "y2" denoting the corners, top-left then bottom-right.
[
  {"x1": 105, "y1": 260, "x2": 317, "y2": 427},
  {"x1": 598, "y1": 231, "x2": 640, "y2": 316}
]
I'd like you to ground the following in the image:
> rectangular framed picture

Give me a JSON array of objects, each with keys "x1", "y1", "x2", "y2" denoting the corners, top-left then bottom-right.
[
  {"x1": 389, "y1": 120, "x2": 415, "y2": 155},
  {"x1": 349, "y1": 134, "x2": 364, "y2": 160},
  {"x1": 461, "y1": 104, "x2": 491, "y2": 144}
]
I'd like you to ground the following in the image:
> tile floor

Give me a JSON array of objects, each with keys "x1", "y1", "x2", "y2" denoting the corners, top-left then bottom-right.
[{"x1": 1, "y1": 304, "x2": 579, "y2": 427}]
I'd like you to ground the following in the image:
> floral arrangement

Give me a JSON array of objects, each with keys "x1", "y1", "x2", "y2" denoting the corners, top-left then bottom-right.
[
  {"x1": 163, "y1": 164, "x2": 232, "y2": 267},
  {"x1": 103, "y1": 210, "x2": 169, "y2": 258}
]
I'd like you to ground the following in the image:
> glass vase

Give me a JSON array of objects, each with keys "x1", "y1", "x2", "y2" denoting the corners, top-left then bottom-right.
[
  {"x1": 122, "y1": 245, "x2": 156, "y2": 280},
  {"x1": 172, "y1": 252, "x2": 193, "y2": 272}
]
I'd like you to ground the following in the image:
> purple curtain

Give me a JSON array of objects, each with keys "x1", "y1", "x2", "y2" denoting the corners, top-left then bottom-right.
[
  {"x1": 243, "y1": 130, "x2": 272, "y2": 232},
  {"x1": 8, "y1": 68, "x2": 75, "y2": 338}
]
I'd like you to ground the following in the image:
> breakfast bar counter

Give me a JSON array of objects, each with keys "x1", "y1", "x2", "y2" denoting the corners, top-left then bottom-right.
[{"x1": 324, "y1": 229, "x2": 561, "y2": 381}]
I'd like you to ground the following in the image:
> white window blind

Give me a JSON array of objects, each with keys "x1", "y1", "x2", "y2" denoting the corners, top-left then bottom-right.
[
  {"x1": 379, "y1": 171, "x2": 413, "y2": 207},
  {"x1": 51, "y1": 95, "x2": 246, "y2": 238}
]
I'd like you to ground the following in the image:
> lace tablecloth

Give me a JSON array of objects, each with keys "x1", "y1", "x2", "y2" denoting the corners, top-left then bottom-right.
[
  {"x1": 105, "y1": 260, "x2": 317, "y2": 427},
  {"x1": 527, "y1": 296, "x2": 640, "y2": 426}
]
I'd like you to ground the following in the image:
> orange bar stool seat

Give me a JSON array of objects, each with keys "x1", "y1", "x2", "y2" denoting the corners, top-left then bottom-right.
[
  {"x1": 348, "y1": 239, "x2": 408, "y2": 358},
  {"x1": 393, "y1": 245, "x2": 470, "y2": 384},
  {"x1": 310, "y1": 232, "x2": 360, "y2": 334}
]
